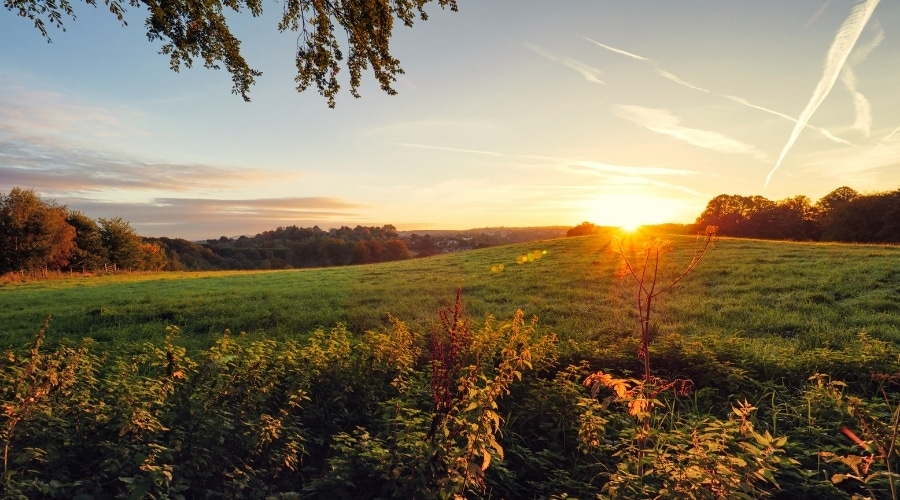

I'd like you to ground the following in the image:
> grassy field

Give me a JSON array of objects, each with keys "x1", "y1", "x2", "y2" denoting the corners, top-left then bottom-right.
[
  {"x1": 2, "y1": 230, "x2": 898, "y2": 355},
  {"x1": 4, "y1": 229, "x2": 900, "y2": 498}
]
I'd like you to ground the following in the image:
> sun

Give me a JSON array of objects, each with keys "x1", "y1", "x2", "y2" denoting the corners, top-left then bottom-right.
[
  {"x1": 612, "y1": 211, "x2": 649, "y2": 232},
  {"x1": 584, "y1": 193, "x2": 677, "y2": 232}
]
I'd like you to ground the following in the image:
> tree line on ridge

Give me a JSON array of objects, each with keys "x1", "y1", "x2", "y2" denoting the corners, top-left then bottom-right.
[
  {"x1": 0, "y1": 187, "x2": 564, "y2": 275},
  {"x1": 3, "y1": 185, "x2": 897, "y2": 276}
]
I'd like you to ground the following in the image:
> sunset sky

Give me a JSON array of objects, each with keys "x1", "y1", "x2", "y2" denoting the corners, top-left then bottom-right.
[{"x1": 2, "y1": 0, "x2": 899, "y2": 239}]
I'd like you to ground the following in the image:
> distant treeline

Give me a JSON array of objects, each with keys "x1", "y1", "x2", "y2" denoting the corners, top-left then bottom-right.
[
  {"x1": 171, "y1": 225, "x2": 568, "y2": 271},
  {"x1": 0, "y1": 187, "x2": 567, "y2": 274},
  {"x1": 164, "y1": 225, "x2": 413, "y2": 271}
]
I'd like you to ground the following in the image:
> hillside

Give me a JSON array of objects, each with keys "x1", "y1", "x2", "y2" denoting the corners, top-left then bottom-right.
[
  {"x1": 3, "y1": 230, "x2": 900, "y2": 498},
  {"x1": 3, "y1": 230, "x2": 898, "y2": 357}
]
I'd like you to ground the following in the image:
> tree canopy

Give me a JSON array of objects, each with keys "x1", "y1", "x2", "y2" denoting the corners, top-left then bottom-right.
[
  {"x1": 6, "y1": 0, "x2": 458, "y2": 103},
  {"x1": 0, "y1": 188, "x2": 168, "y2": 274},
  {"x1": 0, "y1": 188, "x2": 75, "y2": 273},
  {"x1": 694, "y1": 187, "x2": 900, "y2": 243}
]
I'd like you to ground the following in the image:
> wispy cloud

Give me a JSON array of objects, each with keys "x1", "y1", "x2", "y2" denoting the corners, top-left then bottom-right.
[
  {"x1": 154, "y1": 197, "x2": 365, "y2": 212},
  {"x1": 613, "y1": 105, "x2": 768, "y2": 160},
  {"x1": 583, "y1": 37, "x2": 649, "y2": 61},
  {"x1": 840, "y1": 24, "x2": 883, "y2": 137},
  {"x1": 394, "y1": 142, "x2": 506, "y2": 157},
  {"x1": 792, "y1": 126, "x2": 900, "y2": 191},
  {"x1": 0, "y1": 82, "x2": 144, "y2": 142},
  {"x1": 722, "y1": 95, "x2": 853, "y2": 145},
  {"x1": 57, "y1": 197, "x2": 368, "y2": 239},
  {"x1": 878, "y1": 125, "x2": 900, "y2": 145},
  {"x1": 0, "y1": 135, "x2": 280, "y2": 194},
  {"x1": 0, "y1": 79, "x2": 292, "y2": 195},
  {"x1": 568, "y1": 161, "x2": 697, "y2": 177},
  {"x1": 392, "y1": 142, "x2": 700, "y2": 179},
  {"x1": 523, "y1": 42, "x2": 605, "y2": 84},
  {"x1": 585, "y1": 37, "x2": 853, "y2": 147},
  {"x1": 806, "y1": 1, "x2": 832, "y2": 28},
  {"x1": 656, "y1": 70, "x2": 711, "y2": 93},
  {"x1": 567, "y1": 161, "x2": 706, "y2": 196},
  {"x1": 766, "y1": 0, "x2": 881, "y2": 186},
  {"x1": 388, "y1": 141, "x2": 706, "y2": 201}
]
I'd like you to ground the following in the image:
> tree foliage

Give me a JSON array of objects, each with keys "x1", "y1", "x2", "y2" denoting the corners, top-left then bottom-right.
[
  {"x1": 694, "y1": 186, "x2": 899, "y2": 243},
  {"x1": 0, "y1": 188, "x2": 75, "y2": 273},
  {"x1": 566, "y1": 221, "x2": 601, "y2": 237},
  {"x1": 0, "y1": 188, "x2": 174, "y2": 275},
  {"x1": 99, "y1": 217, "x2": 148, "y2": 270},
  {"x1": 6, "y1": 0, "x2": 459, "y2": 103},
  {"x1": 66, "y1": 211, "x2": 108, "y2": 271}
]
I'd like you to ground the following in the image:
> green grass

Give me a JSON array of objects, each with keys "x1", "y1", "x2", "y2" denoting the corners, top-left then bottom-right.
[{"x1": 2, "y1": 230, "x2": 899, "y2": 365}]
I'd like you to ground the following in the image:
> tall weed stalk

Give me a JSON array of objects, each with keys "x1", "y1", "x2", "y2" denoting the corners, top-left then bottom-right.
[{"x1": 579, "y1": 227, "x2": 798, "y2": 498}]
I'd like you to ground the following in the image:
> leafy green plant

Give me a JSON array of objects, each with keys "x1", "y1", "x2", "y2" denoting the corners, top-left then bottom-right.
[
  {"x1": 308, "y1": 291, "x2": 557, "y2": 499},
  {"x1": 427, "y1": 291, "x2": 558, "y2": 496},
  {"x1": 578, "y1": 227, "x2": 798, "y2": 498},
  {"x1": 584, "y1": 372, "x2": 795, "y2": 498},
  {"x1": 815, "y1": 372, "x2": 900, "y2": 499},
  {"x1": 0, "y1": 317, "x2": 104, "y2": 498}
]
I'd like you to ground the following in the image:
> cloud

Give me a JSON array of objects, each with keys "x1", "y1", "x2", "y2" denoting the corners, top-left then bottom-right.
[
  {"x1": 582, "y1": 37, "x2": 650, "y2": 61},
  {"x1": 568, "y1": 161, "x2": 697, "y2": 177},
  {"x1": 766, "y1": 0, "x2": 881, "y2": 186},
  {"x1": 523, "y1": 42, "x2": 605, "y2": 84},
  {"x1": 656, "y1": 70, "x2": 711, "y2": 93},
  {"x1": 781, "y1": 125, "x2": 900, "y2": 194},
  {"x1": 806, "y1": 0, "x2": 832, "y2": 28},
  {"x1": 878, "y1": 125, "x2": 900, "y2": 144},
  {"x1": 842, "y1": 126, "x2": 900, "y2": 175},
  {"x1": 612, "y1": 105, "x2": 768, "y2": 160},
  {"x1": 0, "y1": 82, "x2": 144, "y2": 142},
  {"x1": 840, "y1": 24, "x2": 884, "y2": 137},
  {"x1": 569, "y1": 161, "x2": 710, "y2": 199},
  {"x1": 394, "y1": 143, "x2": 506, "y2": 157},
  {"x1": 0, "y1": 135, "x2": 278, "y2": 193},
  {"x1": 389, "y1": 142, "x2": 706, "y2": 197},
  {"x1": 58, "y1": 197, "x2": 369, "y2": 239},
  {"x1": 584, "y1": 37, "x2": 852, "y2": 146},
  {"x1": 721, "y1": 95, "x2": 853, "y2": 145},
  {"x1": 0, "y1": 78, "x2": 295, "y2": 196},
  {"x1": 567, "y1": 161, "x2": 706, "y2": 196}
]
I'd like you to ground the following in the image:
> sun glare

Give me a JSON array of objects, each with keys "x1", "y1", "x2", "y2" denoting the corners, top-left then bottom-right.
[{"x1": 586, "y1": 193, "x2": 680, "y2": 232}]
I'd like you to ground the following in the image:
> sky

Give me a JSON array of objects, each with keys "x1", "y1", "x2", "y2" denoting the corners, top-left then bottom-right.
[{"x1": 2, "y1": 0, "x2": 899, "y2": 240}]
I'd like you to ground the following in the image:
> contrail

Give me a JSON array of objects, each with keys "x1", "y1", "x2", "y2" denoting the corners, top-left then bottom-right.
[
  {"x1": 583, "y1": 36, "x2": 649, "y2": 61},
  {"x1": 766, "y1": 0, "x2": 880, "y2": 186},
  {"x1": 524, "y1": 42, "x2": 605, "y2": 84},
  {"x1": 585, "y1": 37, "x2": 852, "y2": 146},
  {"x1": 805, "y1": 0, "x2": 832, "y2": 28},
  {"x1": 723, "y1": 95, "x2": 853, "y2": 146},
  {"x1": 656, "y1": 70, "x2": 711, "y2": 93},
  {"x1": 877, "y1": 125, "x2": 900, "y2": 145},
  {"x1": 840, "y1": 25, "x2": 883, "y2": 136},
  {"x1": 395, "y1": 143, "x2": 506, "y2": 157}
]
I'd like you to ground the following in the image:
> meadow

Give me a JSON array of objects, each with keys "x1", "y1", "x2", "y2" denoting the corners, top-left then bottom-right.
[
  {"x1": 2, "y1": 230, "x2": 900, "y2": 498},
  {"x1": 3, "y1": 231, "x2": 898, "y2": 362}
]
